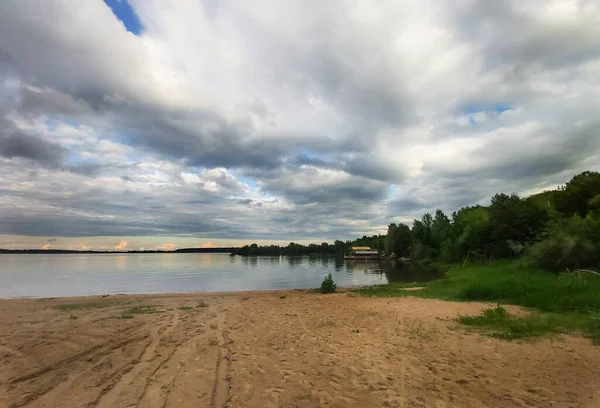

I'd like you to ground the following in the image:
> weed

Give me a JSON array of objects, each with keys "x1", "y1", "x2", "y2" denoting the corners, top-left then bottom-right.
[
  {"x1": 196, "y1": 300, "x2": 209, "y2": 308},
  {"x1": 241, "y1": 296, "x2": 251, "y2": 301},
  {"x1": 118, "y1": 314, "x2": 134, "y2": 319},
  {"x1": 69, "y1": 314, "x2": 78, "y2": 320},
  {"x1": 280, "y1": 295, "x2": 287, "y2": 299},
  {"x1": 584, "y1": 312, "x2": 600, "y2": 344},
  {"x1": 326, "y1": 321, "x2": 336, "y2": 327},
  {"x1": 179, "y1": 306, "x2": 193, "y2": 310},
  {"x1": 208, "y1": 339, "x2": 218, "y2": 346},
  {"x1": 458, "y1": 305, "x2": 562, "y2": 340},
  {"x1": 58, "y1": 303, "x2": 110, "y2": 311},
  {"x1": 320, "y1": 273, "x2": 337, "y2": 294},
  {"x1": 122, "y1": 305, "x2": 162, "y2": 315}
]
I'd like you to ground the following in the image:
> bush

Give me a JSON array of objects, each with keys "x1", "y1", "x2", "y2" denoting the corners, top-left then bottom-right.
[
  {"x1": 320, "y1": 273, "x2": 337, "y2": 294},
  {"x1": 527, "y1": 215, "x2": 600, "y2": 272}
]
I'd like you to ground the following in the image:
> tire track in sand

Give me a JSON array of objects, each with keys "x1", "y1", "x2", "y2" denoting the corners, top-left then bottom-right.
[
  {"x1": 210, "y1": 306, "x2": 234, "y2": 408},
  {"x1": 94, "y1": 311, "x2": 180, "y2": 408}
]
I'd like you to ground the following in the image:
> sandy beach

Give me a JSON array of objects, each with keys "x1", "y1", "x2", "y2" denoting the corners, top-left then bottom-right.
[{"x1": 1, "y1": 290, "x2": 599, "y2": 408}]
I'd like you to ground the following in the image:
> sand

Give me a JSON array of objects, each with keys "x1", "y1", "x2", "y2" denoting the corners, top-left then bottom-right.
[{"x1": 1, "y1": 291, "x2": 599, "y2": 408}]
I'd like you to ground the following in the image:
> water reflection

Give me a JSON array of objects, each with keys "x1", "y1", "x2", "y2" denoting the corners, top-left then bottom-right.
[
  {"x1": 343, "y1": 259, "x2": 441, "y2": 283},
  {"x1": 286, "y1": 256, "x2": 304, "y2": 268}
]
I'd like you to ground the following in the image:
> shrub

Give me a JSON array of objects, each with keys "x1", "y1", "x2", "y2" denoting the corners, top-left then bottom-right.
[
  {"x1": 320, "y1": 273, "x2": 337, "y2": 294},
  {"x1": 527, "y1": 216, "x2": 600, "y2": 272}
]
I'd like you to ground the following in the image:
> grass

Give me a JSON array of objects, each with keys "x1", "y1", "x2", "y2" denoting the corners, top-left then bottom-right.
[
  {"x1": 58, "y1": 302, "x2": 111, "y2": 311},
  {"x1": 69, "y1": 314, "x2": 78, "y2": 320},
  {"x1": 356, "y1": 260, "x2": 600, "y2": 343},
  {"x1": 196, "y1": 300, "x2": 209, "y2": 308},
  {"x1": 280, "y1": 295, "x2": 287, "y2": 299},
  {"x1": 208, "y1": 339, "x2": 218, "y2": 346},
  {"x1": 121, "y1": 305, "x2": 162, "y2": 315},
  {"x1": 179, "y1": 306, "x2": 193, "y2": 310},
  {"x1": 458, "y1": 304, "x2": 562, "y2": 340},
  {"x1": 117, "y1": 314, "x2": 134, "y2": 319}
]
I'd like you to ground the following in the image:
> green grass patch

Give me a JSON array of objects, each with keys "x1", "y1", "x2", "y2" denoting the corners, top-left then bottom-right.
[
  {"x1": 355, "y1": 260, "x2": 600, "y2": 343},
  {"x1": 458, "y1": 305, "x2": 559, "y2": 340},
  {"x1": 357, "y1": 260, "x2": 600, "y2": 313},
  {"x1": 179, "y1": 306, "x2": 193, "y2": 310},
  {"x1": 121, "y1": 305, "x2": 162, "y2": 315},
  {"x1": 279, "y1": 295, "x2": 287, "y2": 299},
  {"x1": 458, "y1": 305, "x2": 600, "y2": 343},
  {"x1": 58, "y1": 302, "x2": 111, "y2": 311}
]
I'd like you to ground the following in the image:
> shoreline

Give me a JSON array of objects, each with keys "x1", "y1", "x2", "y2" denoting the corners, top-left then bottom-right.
[{"x1": 0, "y1": 286, "x2": 361, "y2": 301}]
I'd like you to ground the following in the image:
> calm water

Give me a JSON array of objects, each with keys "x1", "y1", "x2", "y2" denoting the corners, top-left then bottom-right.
[{"x1": 0, "y1": 253, "x2": 441, "y2": 298}]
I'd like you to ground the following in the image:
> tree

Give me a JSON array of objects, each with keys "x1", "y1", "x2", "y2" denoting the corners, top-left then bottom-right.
[
  {"x1": 453, "y1": 206, "x2": 492, "y2": 259},
  {"x1": 386, "y1": 223, "x2": 412, "y2": 257},
  {"x1": 431, "y1": 209, "x2": 451, "y2": 249},
  {"x1": 489, "y1": 193, "x2": 548, "y2": 256},
  {"x1": 554, "y1": 171, "x2": 600, "y2": 217}
]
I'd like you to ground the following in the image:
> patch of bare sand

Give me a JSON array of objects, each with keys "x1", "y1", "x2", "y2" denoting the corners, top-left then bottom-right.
[{"x1": 0, "y1": 292, "x2": 599, "y2": 408}]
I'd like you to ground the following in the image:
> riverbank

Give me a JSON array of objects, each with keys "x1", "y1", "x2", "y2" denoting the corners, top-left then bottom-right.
[
  {"x1": 2, "y1": 289, "x2": 600, "y2": 407},
  {"x1": 358, "y1": 260, "x2": 600, "y2": 343}
]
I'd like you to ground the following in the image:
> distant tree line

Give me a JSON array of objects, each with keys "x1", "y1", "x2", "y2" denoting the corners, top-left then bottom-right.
[
  {"x1": 233, "y1": 235, "x2": 385, "y2": 256},
  {"x1": 385, "y1": 171, "x2": 600, "y2": 272}
]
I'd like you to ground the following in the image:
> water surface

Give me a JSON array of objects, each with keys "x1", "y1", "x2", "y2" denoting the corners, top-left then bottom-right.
[{"x1": 0, "y1": 253, "x2": 440, "y2": 298}]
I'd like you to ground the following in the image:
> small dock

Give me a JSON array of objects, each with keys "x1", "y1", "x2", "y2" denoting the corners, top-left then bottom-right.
[{"x1": 344, "y1": 246, "x2": 380, "y2": 260}]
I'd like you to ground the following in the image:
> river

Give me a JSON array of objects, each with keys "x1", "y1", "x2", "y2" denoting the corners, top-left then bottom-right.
[{"x1": 0, "y1": 253, "x2": 441, "y2": 298}]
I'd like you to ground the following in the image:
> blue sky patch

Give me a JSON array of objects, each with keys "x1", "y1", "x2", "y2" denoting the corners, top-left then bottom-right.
[
  {"x1": 462, "y1": 102, "x2": 513, "y2": 115},
  {"x1": 104, "y1": 0, "x2": 143, "y2": 35},
  {"x1": 237, "y1": 176, "x2": 258, "y2": 189},
  {"x1": 387, "y1": 185, "x2": 398, "y2": 200}
]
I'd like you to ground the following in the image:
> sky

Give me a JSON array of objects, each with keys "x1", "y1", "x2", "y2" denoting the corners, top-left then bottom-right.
[{"x1": 1, "y1": 0, "x2": 600, "y2": 251}]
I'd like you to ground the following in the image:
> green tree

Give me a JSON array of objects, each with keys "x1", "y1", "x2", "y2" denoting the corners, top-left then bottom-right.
[
  {"x1": 489, "y1": 193, "x2": 548, "y2": 257},
  {"x1": 431, "y1": 209, "x2": 451, "y2": 249},
  {"x1": 554, "y1": 171, "x2": 600, "y2": 217}
]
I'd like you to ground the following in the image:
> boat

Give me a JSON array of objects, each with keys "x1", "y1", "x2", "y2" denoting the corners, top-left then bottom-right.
[{"x1": 344, "y1": 246, "x2": 380, "y2": 260}]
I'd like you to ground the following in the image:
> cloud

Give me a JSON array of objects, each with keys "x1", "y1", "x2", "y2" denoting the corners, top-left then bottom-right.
[
  {"x1": 0, "y1": 0, "x2": 600, "y2": 248},
  {"x1": 0, "y1": 131, "x2": 67, "y2": 167},
  {"x1": 114, "y1": 240, "x2": 130, "y2": 251},
  {"x1": 156, "y1": 242, "x2": 177, "y2": 251}
]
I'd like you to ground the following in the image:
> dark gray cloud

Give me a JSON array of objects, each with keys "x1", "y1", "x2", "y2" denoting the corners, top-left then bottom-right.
[{"x1": 0, "y1": 131, "x2": 67, "y2": 167}]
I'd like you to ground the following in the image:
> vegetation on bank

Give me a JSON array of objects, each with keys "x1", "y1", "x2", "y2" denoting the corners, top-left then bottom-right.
[
  {"x1": 385, "y1": 170, "x2": 600, "y2": 271},
  {"x1": 357, "y1": 261, "x2": 600, "y2": 343}
]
